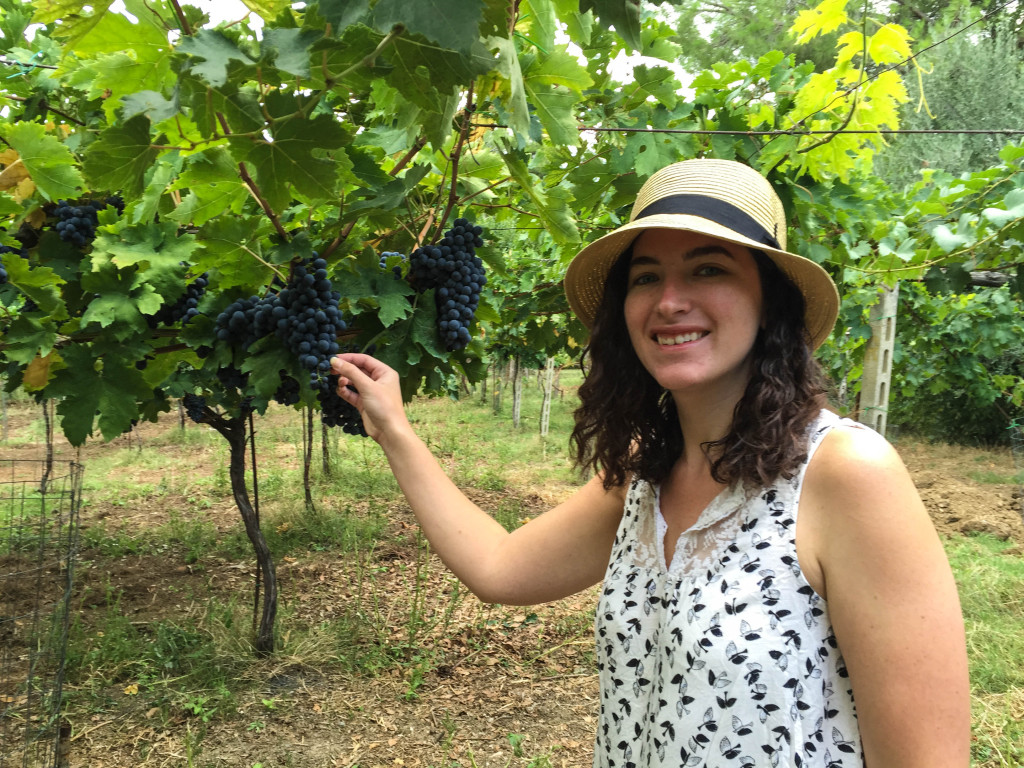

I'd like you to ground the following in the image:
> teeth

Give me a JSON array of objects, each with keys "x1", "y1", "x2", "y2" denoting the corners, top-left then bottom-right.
[{"x1": 657, "y1": 332, "x2": 705, "y2": 346}]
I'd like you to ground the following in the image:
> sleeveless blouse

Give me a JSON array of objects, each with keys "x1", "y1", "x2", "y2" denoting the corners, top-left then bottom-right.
[{"x1": 594, "y1": 410, "x2": 864, "y2": 767}]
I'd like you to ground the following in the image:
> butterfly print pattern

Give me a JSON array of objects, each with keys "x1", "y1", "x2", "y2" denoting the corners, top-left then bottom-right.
[{"x1": 593, "y1": 410, "x2": 864, "y2": 767}]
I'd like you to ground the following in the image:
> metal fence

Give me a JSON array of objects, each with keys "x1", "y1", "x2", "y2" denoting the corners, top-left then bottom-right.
[{"x1": 0, "y1": 461, "x2": 82, "y2": 768}]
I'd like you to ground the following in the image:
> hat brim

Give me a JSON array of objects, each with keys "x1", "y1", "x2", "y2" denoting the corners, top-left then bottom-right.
[{"x1": 564, "y1": 214, "x2": 839, "y2": 350}]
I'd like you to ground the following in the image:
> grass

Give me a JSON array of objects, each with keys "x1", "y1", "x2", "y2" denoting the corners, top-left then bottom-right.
[
  {"x1": 945, "y1": 533, "x2": 1024, "y2": 766},
  {"x1": 8, "y1": 367, "x2": 1024, "y2": 765}
]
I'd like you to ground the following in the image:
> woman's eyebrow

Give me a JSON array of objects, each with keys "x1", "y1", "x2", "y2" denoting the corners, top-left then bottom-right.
[{"x1": 628, "y1": 244, "x2": 735, "y2": 268}]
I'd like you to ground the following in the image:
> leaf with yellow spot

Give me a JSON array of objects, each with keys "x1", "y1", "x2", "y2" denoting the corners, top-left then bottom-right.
[
  {"x1": 0, "y1": 154, "x2": 30, "y2": 194},
  {"x1": 24, "y1": 353, "x2": 58, "y2": 390}
]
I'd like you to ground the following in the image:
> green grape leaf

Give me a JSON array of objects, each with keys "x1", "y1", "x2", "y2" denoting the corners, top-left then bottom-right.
[
  {"x1": 32, "y1": 0, "x2": 115, "y2": 47},
  {"x1": 931, "y1": 223, "x2": 968, "y2": 254},
  {"x1": 193, "y1": 216, "x2": 276, "y2": 289},
  {"x1": 1, "y1": 315, "x2": 58, "y2": 366},
  {"x1": 3, "y1": 248, "x2": 65, "y2": 309},
  {"x1": 318, "y1": 0, "x2": 371, "y2": 34},
  {"x1": 385, "y1": 34, "x2": 494, "y2": 112},
  {"x1": 242, "y1": 346, "x2": 294, "y2": 400},
  {"x1": 178, "y1": 30, "x2": 255, "y2": 87},
  {"x1": 167, "y1": 149, "x2": 249, "y2": 227},
  {"x1": 230, "y1": 113, "x2": 347, "y2": 211},
  {"x1": 83, "y1": 115, "x2": 162, "y2": 197},
  {"x1": 579, "y1": 0, "x2": 641, "y2": 51},
  {"x1": 487, "y1": 35, "x2": 530, "y2": 139},
  {"x1": 0, "y1": 122, "x2": 82, "y2": 202},
  {"x1": 369, "y1": 273, "x2": 414, "y2": 326},
  {"x1": 526, "y1": 85, "x2": 578, "y2": 145},
  {"x1": 521, "y1": 0, "x2": 557, "y2": 52},
  {"x1": 121, "y1": 90, "x2": 179, "y2": 123},
  {"x1": 372, "y1": 0, "x2": 485, "y2": 55},
  {"x1": 260, "y1": 28, "x2": 322, "y2": 79}
]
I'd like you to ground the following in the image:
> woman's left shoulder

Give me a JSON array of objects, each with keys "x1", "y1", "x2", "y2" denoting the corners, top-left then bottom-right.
[
  {"x1": 808, "y1": 419, "x2": 909, "y2": 488},
  {"x1": 801, "y1": 419, "x2": 927, "y2": 536}
]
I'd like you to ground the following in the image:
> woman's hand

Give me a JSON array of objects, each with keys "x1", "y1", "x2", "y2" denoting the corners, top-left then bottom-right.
[{"x1": 330, "y1": 353, "x2": 410, "y2": 444}]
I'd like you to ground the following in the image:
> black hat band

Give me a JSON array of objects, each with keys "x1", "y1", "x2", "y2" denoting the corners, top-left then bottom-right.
[{"x1": 634, "y1": 194, "x2": 781, "y2": 250}]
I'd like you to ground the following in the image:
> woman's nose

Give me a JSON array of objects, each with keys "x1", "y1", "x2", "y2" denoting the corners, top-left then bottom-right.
[{"x1": 655, "y1": 274, "x2": 692, "y2": 315}]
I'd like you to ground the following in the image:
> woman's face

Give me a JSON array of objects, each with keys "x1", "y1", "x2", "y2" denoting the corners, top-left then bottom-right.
[{"x1": 623, "y1": 228, "x2": 764, "y2": 401}]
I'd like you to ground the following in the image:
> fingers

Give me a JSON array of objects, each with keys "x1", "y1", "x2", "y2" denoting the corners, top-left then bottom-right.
[{"x1": 330, "y1": 353, "x2": 378, "y2": 388}]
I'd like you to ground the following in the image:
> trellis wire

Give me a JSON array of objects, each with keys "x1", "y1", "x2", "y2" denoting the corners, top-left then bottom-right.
[{"x1": 0, "y1": 460, "x2": 82, "y2": 768}]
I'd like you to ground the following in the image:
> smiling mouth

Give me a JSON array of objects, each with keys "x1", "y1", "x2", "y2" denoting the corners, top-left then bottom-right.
[{"x1": 655, "y1": 331, "x2": 708, "y2": 346}]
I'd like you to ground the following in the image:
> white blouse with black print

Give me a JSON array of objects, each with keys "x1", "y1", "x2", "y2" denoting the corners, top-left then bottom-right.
[{"x1": 594, "y1": 409, "x2": 864, "y2": 768}]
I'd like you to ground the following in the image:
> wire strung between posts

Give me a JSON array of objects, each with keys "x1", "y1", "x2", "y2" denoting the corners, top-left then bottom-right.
[{"x1": 469, "y1": 122, "x2": 1024, "y2": 137}]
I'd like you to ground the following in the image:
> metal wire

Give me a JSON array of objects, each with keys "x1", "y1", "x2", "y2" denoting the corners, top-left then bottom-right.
[{"x1": 0, "y1": 461, "x2": 82, "y2": 768}]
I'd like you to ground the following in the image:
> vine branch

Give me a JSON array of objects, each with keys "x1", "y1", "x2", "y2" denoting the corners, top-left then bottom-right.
[
  {"x1": 215, "y1": 112, "x2": 289, "y2": 241},
  {"x1": 435, "y1": 81, "x2": 477, "y2": 240},
  {"x1": 168, "y1": 0, "x2": 194, "y2": 36}
]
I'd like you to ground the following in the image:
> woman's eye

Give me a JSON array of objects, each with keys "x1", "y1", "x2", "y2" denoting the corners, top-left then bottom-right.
[
  {"x1": 695, "y1": 264, "x2": 725, "y2": 277},
  {"x1": 630, "y1": 273, "x2": 657, "y2": 286}
]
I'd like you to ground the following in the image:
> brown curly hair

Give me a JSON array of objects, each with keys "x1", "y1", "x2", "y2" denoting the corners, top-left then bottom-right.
[{"x1": 570, "y1": 247, "x2": 829, "y2": 490}]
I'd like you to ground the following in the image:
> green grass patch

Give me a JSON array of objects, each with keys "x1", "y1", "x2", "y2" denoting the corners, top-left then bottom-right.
[{"x1": 944, "y1": 533, "x2": 1024, "y2": 766}]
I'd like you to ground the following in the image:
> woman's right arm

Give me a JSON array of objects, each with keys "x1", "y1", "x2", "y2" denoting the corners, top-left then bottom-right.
[{"x1": 331, "y1": 353, "x2": 626, "y2": 605}]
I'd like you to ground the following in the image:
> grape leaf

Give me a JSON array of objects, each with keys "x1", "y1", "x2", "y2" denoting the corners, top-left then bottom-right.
[
  {"x1": 369, "y1": 274, "x2": 414, "y2": 326},
  {"x1": 260, "y1": 28, "x2": 322, "y2": 79},
  {"x1": 487, "y1": 35, "x2": 530, "y2": 139},
  {"x1": 318, "y1": 0, "x2": 371, "y2": 34},
  {"x1": 525, "y1": 85, "x2": 578, "y2": 146},
  {"x1": 384, "y1": 33, "x2": 494, "y2": 112},
  {"x1": 0, "y1": 122, "x2": 82, "y2": 202},
  {"x1": 31, "y1": 0, "x2": 114, "y2": 48},
  {"x1": 178, "y1": 30, "x2": 255, "y2": 87},
  {"x1": 500, "y1": 146, "x2": 579, "y2": 244},
  {"x1": 579, "y1": 0, "x2": 641, "y2": 51},
  {"x1": 231, "y1": 113, "x2": 347, "y2": 211},
  {"x1": 121, "y1": 90, "x2": 179, "y2": 123},
  {"x1": 83, "y1": 115, "x2": 162, "y2": 197},
  {"x1": 1, "y1": 315, "x2": 58, "y2": 366},
  {"x1": 167, "y1": 149, "x2": 249, "y2": 227},
  {"x1": 372, "y1": 0, "x2": 484, "y2": 55},
  {"x1": 193, "y1": 216, "x2": 276, "y2": 289},
  {"x1": 521, "y1": 0, "x2": 557, "y2": 52}
]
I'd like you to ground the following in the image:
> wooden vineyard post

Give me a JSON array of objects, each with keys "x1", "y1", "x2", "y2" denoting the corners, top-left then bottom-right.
[
  {"x1": 491, "y1": 359, "x2": 503, "y2": 415},
  {"x1": 511, "y1": 356, "x2": 523, "y2": 428},
  {"x1": 540, "y1": 358, "x2": 555, "y2": 437},
  {"x1": 859, "y1": 283, "x2": 899, "y2": 437}
]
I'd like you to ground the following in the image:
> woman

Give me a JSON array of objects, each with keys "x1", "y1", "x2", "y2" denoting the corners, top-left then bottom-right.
[{"x1": 331, "y1": 159, "x2": 969, "y2": 767}]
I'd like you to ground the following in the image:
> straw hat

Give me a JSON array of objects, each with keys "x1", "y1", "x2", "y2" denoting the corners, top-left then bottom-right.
[{"x1": 564, "y1": 159, "x2": 839, "y2": 350}]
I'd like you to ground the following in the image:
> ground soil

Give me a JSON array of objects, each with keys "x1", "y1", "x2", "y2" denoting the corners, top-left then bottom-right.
[{"x1": 2, "y1": 405, "x2": 1022, "y2": 768}]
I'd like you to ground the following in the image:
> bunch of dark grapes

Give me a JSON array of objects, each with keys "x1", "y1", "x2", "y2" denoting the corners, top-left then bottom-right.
[
  {"x1": 318, "y1": 375, "x2": 367, "y2": 436},
  {"x1": 53, "y1": 196, "x2": 124, "y2": 247},
  {"x1": 273, "y1": 373, "x2": 301, "y2": 406},
  {"x1": 154, "y1": 272, "x2": 210, "y2": 325},
  {"x1": 214, "y1": 294, "x2": 265, "y2": 350},
  {"x1": 216, "y1": 364, "x2": 249, "y2": 392},
  {"x1": 379, "y1": 251, "x2": 405, "y2": 280},
  {"x1": 408, "y1": 218, "x2": 486, "y2": 351},
  {"x1": 183, "y1": 394, "x2": 208, "y2": 423},
  {"x1": 54, "y1": 201, "x2": 99, "y2": 246},
  {"x1": 262, "y1": 256, "x2": 344, "y2": 384}
]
